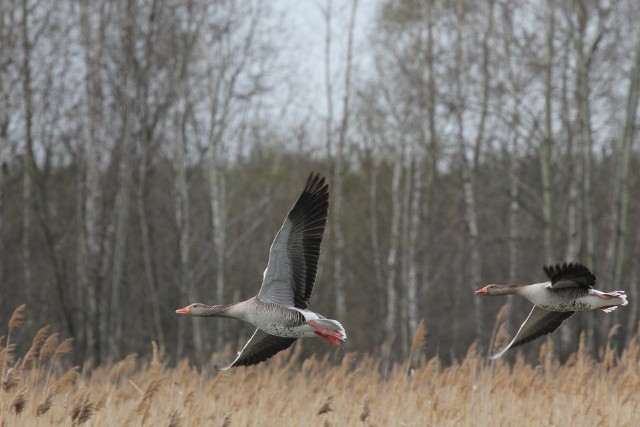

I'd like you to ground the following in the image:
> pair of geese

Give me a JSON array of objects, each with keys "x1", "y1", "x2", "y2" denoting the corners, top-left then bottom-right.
[{"x1": 176, "y1": 173, "x2": 628, "y2": 368}]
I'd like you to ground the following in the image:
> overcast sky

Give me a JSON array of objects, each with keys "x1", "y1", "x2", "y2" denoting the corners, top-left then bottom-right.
[{"x1": 273, "y1": 1, "x2": 378, "y2": 125}]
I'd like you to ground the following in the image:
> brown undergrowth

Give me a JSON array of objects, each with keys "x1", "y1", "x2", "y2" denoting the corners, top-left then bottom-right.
[{"x1": 1, "y1": 305, "x2": 639, "y2": 426}]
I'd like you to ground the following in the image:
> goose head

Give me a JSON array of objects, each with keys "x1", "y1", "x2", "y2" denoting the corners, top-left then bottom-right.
[
  {"x1": 175, "y1": 303, "x2": 234, "y2": 317},
  {"x1": 475, "y1": 284, "x2": 520, "y2": 296},
  {"x1": 176, "y1": 303, "x2": 213, "y2": 316}
]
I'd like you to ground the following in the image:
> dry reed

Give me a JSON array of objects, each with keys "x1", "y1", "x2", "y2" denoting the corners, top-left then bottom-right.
[
  {"x1": 22, "y1": 325, "x2": 50, "y2": 371},
  {"x1": 8, "y1": 305, "x2": 26, "y2": 338},
  {"x1": 317, "y1": 395, "x2": 333, "y2": 415},
  {"x1": 11, "y1": 387, "x2": 27, "y2": 414},
  {"x1": 70, "y1": 391, "x2": 94, "y2": 425},
  {"x1": 36, "y1": 388, "x2": 54, "y2": 416},
  {"x1": 2, "y1": 308, "x2": 640, "y2": 426}
]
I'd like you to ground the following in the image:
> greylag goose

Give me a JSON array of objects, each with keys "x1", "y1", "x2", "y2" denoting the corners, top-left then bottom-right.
[
  {"x1": 475, "y1": 262, "x2": 627, "y2": 359},
  {"x1": 176, "y1": 173, "x2": 346, "y2": 369}
]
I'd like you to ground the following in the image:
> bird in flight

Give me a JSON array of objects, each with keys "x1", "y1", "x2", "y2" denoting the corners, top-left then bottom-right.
[
  {"x1": 476, "y1": 262, "x2": 627, "y2": 359},
  {"x1": 176, "y1": 173, "x2": 346, "y2": 369}
]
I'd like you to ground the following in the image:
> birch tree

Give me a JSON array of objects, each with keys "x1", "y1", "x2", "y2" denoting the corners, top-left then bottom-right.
[
  {"x1": 609, "y1": 27, "x2": 640, "y2": 291},
  {"x1": 197, "y1": 0, "x2": 277, "y2": 352},
  {"x1": 384, "y1": 140, "x2": 404, "y2": 370},
  {"x1": 20, "y1": 0, "x2": 34, "y2": 298},
  {"x1": 107, "y1": 0, "x2": 137, "y2": 360},
  {"x1": 540, "y1": 0, "x2": 556, "y2": 266},
  {"x1": 78, "y1": 0, "x2": 110, "y2": 362},
  {"x1": 324, "y1": 0, "x2": 359, "y2": 327},
  {"x1": 571, "y1": 0, "x2": 606, "y2": 355},
  {"x1": 451, "y1": 0, "x2": 495, "y2": 349},
  {"x1": 174, "y1": 107, "x2": 203, "y2": 361},
  {"x1": 499, "y1": 0, "x2": 523, "y2": 336},
  {"x1": 0, "y1": 0, "x2": 20, "y2": 311}
]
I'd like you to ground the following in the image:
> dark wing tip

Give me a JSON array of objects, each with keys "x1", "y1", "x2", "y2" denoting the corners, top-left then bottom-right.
[
  {"x1": 224, "y1": 336, "x2": 298, "y2": 369},
  {"x1": 510, "y1": 311, "x2": 575, "y2": 351},
  {"x1": 543, "y1": 262, "x2": 596, "y2": 287},
  {"x1": 304, "y1": 172, "x2": 329, "y2": 198},
  {"x1": 288, "y1": 172, "x2": 330, "y2": 309}
]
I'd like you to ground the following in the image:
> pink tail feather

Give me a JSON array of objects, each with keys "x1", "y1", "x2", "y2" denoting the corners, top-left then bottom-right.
[
  {"x1": 308, "y1": 320, "x2": 346, "y2": 347},
  {"x1": 592, "y1": 290, "x2": 628, "y2": 312}
]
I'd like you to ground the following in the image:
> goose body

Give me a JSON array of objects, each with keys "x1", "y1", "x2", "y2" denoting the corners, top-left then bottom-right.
[
  {"x1": 476, "y1": 263, "x2": 627, "y2": 359},
  {"x1": 176, "y1": 173, "x2": 346, "y2": 369}
]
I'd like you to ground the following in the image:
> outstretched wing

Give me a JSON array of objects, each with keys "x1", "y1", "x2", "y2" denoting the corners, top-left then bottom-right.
[
  {"x1": 543, "y1": 262, "x2": 596, "y2": 290},
  {"x1": 217, "y1": 329, "x2": 297, "y2": 370},
  {"x1": 489, "y1": 306, "x2": 574, "y2": 360},
  {"x1": 258, "y1": 173, "x2": 329, "y2": 309}
]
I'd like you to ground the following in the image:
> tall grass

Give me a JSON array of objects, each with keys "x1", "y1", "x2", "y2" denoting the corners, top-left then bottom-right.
[{"x1": 1, "y1": 306, "x2": 638, "y2": 426}]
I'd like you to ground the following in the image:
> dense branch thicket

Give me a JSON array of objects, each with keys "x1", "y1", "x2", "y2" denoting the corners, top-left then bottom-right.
[{"x1": 1, "y1": 0, "x2": 640, "y2": 366}]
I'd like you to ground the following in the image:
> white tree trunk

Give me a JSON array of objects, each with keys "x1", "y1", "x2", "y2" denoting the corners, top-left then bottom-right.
[
  {"x1": 79, "y1": 0, "x2": 106, "y2": 363},
  {"x1": 175, "y1": 118, "x2": 203, "y2": 361},
  {"x1": 137, "y1": 146, "x2": 165, "y2": 352},
  {"x1": 20, "y1": 0, "x2": 33, "y2": 304},
  {"x1": 109, "y1": 0, "x2": 136, "y2": 360},
  {"x1": 540, "y1": 0, "x2": 556, "y2": 266},
  {"x1": 610, "y1": 29, "x2": 640, "y2": 290},
  {"x1": 383, "y1": 143, "x2": 404, "y2": 373},
  {"x1": 406, "y1": 148, "x2": 422, "y2": 342},
  {"x1": 209, "y1": 150, "x2": 227, "y2": 352}
]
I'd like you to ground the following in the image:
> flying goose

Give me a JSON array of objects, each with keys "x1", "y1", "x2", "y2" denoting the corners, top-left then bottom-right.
[
  {"x1": 475, "y1": 262, "x2": 627, "y2": 359},
  {"x1": 176, "y1": 173, "x2": 346, "y2": 369}
]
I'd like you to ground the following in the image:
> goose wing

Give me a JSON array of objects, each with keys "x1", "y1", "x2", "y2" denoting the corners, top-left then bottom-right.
[
  {"x1": 258, "y1": 173, "x2": 329, "y2": 309},
  {"x1": 217, "y1": 329, "x2": 297, "y2": 370},
  {"x1": 544, "y1": 262, "x2": 596, "y2": 290},
  {"x1": 489, "y1": 306, "x2": 574, "y2": 360}
]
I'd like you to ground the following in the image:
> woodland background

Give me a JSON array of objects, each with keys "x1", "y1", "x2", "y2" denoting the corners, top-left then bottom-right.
[{"x1": 1, "y1": 0, "x2": 640, "y2": 368}]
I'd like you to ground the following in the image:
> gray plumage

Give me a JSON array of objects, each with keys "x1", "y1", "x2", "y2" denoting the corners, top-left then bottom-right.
[
  {"x1": 176, "y1": 173, "x2": 346, "y2": 369},
  {"x1": 476, "y1": 263, "x2": 628, "y2": 359}
]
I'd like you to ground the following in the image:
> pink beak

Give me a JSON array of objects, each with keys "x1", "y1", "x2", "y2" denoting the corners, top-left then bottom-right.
[
  {"x1": 475, "y1": 286, "x2": 489, "y2": 295},
  {"x1": 175, "y1": 306, "x2": 190, "y2": 314}
]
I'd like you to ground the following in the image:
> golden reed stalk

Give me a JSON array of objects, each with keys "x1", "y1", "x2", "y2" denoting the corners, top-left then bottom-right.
[{"x1": 1, "y1": 306, "x2": 638, "y2": 426}]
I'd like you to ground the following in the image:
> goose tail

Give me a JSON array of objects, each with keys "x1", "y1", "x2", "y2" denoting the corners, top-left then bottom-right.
[
  {"x1": 597, "y1": 291, "x2": 628, "y2": 313},
  {"x1": 308, "y1": 319, "x2": 347, "y2": 346}
]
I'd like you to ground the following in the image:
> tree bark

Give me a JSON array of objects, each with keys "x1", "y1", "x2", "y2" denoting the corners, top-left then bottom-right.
[
  {"x1": 564, "y1": 27, "x2": 580, "y2": 264},
  {"x1": 540, "y1": 0, "x2": 556, "y2": 266},
  {"x1": 207, "y1": 139, "x2": 227, "y2": 353},
  {"x1": 79, "y1": 0, "x2": 108, "y2": 364},
  {"x1": 573, "y1": 1, "x2": 602, "y2": 356},
  {"x1": 382, "y1": 142, "x2": 404, "y2": 375},
  {"x1": 405, "y1": 148, "x2": 422, "y2": 344},
  {"x1": 20, "y1": 0, "x2": 33, "y2": 299},
  {"x1": 367, "y1": 153, "x2": 385, "y2": 350},
  {"x1": 610, "y1": 28, "x2": 640, "y2": 290},
  {"x1": 454, "y1": 0, "x2": 493, "y2": 351},
  {"x1": 0, "y1": 0, "x2": 13, "y2": 311},
  {"x1": 108, "y1": 0, "x2": 136, "y2": 361},
  {"x1": 328, "y1": 0, "x2": 359, "y2": 327},
  {"x1": 137, "y1": 143, "x2": 165, "y2": 352},
  {"x1": 176, "y1": 108, "x2": 204, "y2": 362}
]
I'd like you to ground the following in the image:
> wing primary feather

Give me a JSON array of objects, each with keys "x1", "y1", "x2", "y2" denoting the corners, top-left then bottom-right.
[
  {"x1": 258, "y1": 173, "x2": 329, "y2": 308},
  {"x1": 286, "y1": 173, "x2": 329, "y2": 309},
  {"x1": 489, "y1": 307, "x2": 574, "y2": 359},
  {"x1": 543, "y1": 262, "x2": 596, "y2": 289},
  {"x1": 217, "y1": 329, "x2": 297, "y2": 370}
]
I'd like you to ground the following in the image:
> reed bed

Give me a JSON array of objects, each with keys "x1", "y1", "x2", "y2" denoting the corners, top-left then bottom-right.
[{"x1": 1, "y1": 306, "x2": 639, "y2": 426}]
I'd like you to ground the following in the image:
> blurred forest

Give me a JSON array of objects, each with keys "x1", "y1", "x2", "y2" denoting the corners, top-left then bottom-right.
[{"x1": 1, "y1": 0, "x2": 640, "y2": 368}]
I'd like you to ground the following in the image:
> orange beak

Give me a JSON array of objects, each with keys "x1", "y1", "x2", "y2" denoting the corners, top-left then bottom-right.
[
  {"x1": 475, "y1": 286, "x2": 489, "y2": 295},
  {"x1": 175, "y1": 306, "x2": 190, "y2": 314}
]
